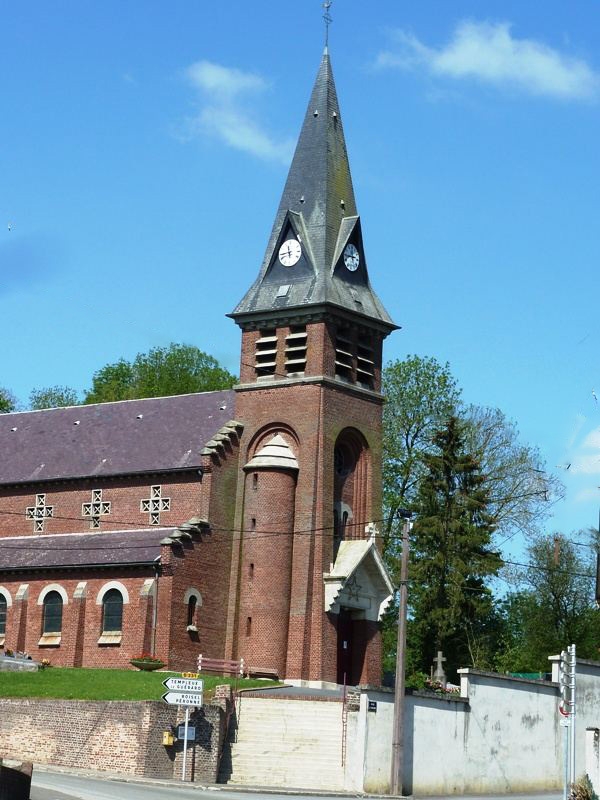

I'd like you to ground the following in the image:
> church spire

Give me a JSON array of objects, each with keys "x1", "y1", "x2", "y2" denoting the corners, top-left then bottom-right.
[{"x1": 232, "y1": 51, "x2": 396, "y2": 333}]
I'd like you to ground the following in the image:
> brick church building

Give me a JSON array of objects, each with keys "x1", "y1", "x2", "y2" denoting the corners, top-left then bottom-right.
[{"x1": 0, "y1": 50, "x2": 396, "y2": 687}]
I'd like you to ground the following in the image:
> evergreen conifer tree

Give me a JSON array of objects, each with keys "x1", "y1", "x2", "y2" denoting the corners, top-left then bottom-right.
[{"x1": 409, "y1": 416, "x2": 502, "y2": 678}]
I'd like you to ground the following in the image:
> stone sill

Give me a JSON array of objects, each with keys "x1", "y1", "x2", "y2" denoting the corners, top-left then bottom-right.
[
  {"x1": 38, "y1": 635, "x2": 61, "y2": 647},
  {"x1": 98, "y1": 632, "x2": 122, "y2": 645}
]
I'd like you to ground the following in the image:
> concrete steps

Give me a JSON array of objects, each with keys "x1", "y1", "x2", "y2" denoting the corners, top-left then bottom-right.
[{"x1": 220, "y1": 697, "x2": 346, "y2": 790}]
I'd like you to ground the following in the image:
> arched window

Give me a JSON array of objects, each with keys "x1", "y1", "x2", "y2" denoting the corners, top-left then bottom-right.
[
  {"x1": 42, "y1": 591, "x2": 63, "y2": 634},
  {"x1": 0, "y1": 594, "x2": 7, "y2": 637},
  {"x1": 102, "y1": 589, "x2": 123, "y2": 633},
  {"x1": 184, "y1": 588, "x2": 202, "y2": 632},
  {"x1": 187, "y1": 595, "x2": 197, "y2": 628}
]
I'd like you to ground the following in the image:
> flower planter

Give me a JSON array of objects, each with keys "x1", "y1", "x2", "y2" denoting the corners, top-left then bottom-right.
[{"x1": 130, "y1": 659, "x2": 165, "y2": 671}]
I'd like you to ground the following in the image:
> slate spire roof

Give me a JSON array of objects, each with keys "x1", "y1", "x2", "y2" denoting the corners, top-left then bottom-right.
[{"x1": 232, "y1": 50, "x2": 396, "y2": 332}]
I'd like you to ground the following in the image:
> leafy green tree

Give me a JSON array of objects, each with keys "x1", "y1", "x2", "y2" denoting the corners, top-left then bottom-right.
[
  {"x1": 0, "y1": 387, "x2": 17, "y2": 413},
  {"x1": 382, "y1": 358, "x2": 560, "y2": 549},
  {"x1": 382, "y1": 356, "x2": 461, "y2": 552},
  {"x1": 84, "y1": 360, "x2": 135, "y2": 404},
  {"x1": 84, "y1": 343, "x2": 236, "y2": 404},
  {"x1": 30, "y1": 385, "x2": 79, "y2": 410},
  {"x1": 462, "y1": 405, "x2": 563, "y2": 541},
  {"x1": 381, "y1": 357, "x2": 563, "y2": 680},
  {"x1": 408, "y1": 416, "x2": 502, "y2": 677},
  {"x1": 494, "y1": 533, "x2": 600, "y2": 672}
]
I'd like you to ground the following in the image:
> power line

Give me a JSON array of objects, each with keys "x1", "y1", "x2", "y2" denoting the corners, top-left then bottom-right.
[{"x1": 0, "y1": 507, "x2": 596, "y2": 583}]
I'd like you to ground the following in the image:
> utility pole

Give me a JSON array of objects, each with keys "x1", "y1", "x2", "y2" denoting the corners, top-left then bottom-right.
[{"x1": 391, "y1": 511, "x2": 413, "y2": 796}]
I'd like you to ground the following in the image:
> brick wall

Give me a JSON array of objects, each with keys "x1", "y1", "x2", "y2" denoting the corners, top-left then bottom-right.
[
  {"x1": 0, "y1": 698, "x2": 174, "y2": 777},
  {"x1": 0, "y1": 570, "x2": 165, "y2": 667},
  {"x1": 0, "y1": 523, "x2": 235, "y2": 670},
  {"x1": 237, "y1": 467, "x2": 296, "y2": 677},
  {"x1": 234, "y1": 314, "x2": 386, "y2": 685},
  {"x1": 0, "y1": 696, "x2": 228, "y2": 782},
  {"x1": 172, "y1": 704, "x2": 227, "y2": 782},
  {"x1": 0, "y1": 472, "x2": 204, "y2": 538},
  {"x1": 168, "y1": 446, "x2": 239, "y2": 672}
]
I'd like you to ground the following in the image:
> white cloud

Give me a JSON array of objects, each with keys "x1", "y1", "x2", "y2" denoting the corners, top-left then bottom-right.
[
  {"x1": 582, "y1": 428, "x2": 600, "y2": 450},
  {"x1": 186, "y1": 61, "x2": 266, "y2": 99},
  {"x1": 574, "y1": 487, "x2": 600, "y2": 504},
  {"x1": 571, "y1": 454, "x2": 600, "y2": 475},
  {"x1": 183, "y1": 60, "x2": 294, "y2": 164},
  {"x1": 567, "y1": 413, "x2": 587, "y2": 449},
  {"x1": 377, "y1": 20, "x2": 600, "y2": 101}
]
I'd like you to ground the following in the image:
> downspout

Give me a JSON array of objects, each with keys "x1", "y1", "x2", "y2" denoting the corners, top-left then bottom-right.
[{"x1": 152, "y1": 557, "x2": 160, "y2": 657}]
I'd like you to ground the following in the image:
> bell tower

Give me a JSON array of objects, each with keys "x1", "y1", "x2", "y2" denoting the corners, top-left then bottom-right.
[{"x1": 227, "y1": 49, "x2": 397, "y2": 687}]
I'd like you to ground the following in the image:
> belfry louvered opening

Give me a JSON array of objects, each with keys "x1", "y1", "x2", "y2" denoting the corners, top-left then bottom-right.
[
  {"x1": 255, "y1": 328, "x2": 277, "y2": 378},
  {"x1": 334, "y1": 326, "x2": 376, "y2": 389},
  {"x1": 335, "y1": 327, "x2": 353, "y2": 382},
  {"x1": 356, "y1": 335, "x2": 375, "y2": 389},
  {"x1": 285, "y1": 325, "x2": 307, "y2": 376}
]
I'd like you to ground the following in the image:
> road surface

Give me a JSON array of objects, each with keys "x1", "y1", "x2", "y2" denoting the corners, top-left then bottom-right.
[
  {"x1": 30, "y1": 770, "x2": 565, "y2": 800},
  {"x1": 31, "y1": 769, "x2": 337, "y2": 800}
]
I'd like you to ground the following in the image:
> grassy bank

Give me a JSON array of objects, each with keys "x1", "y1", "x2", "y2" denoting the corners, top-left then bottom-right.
[{"x1": 0, "y1": 667, "x2": 278, "y2": 701}]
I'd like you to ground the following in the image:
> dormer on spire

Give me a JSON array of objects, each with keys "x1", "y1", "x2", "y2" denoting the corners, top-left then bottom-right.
[{"x1": 231, "y1": 51, "x2": 397, "y2": 335}]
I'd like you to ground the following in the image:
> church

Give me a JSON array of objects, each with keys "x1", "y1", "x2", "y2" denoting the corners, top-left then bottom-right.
[{"x1": 0, "y1": 49, "x2": 397, "y2": 687}]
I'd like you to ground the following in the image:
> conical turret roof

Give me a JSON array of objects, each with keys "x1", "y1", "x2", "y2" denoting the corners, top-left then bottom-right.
[{"x1": 231, "y1": 51, "x2": 396, "y2": 332}]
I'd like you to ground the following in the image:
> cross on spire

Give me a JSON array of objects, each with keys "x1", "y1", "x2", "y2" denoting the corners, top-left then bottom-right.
[{"x1": 322, "y1": 1, "x2": 333, "y2": 48}]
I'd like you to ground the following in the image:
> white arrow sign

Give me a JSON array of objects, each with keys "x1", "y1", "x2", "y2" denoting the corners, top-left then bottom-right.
[
  {"x1": 163, "y1": 677, "x2": 204, "y2": 693},
  {"x1": 162, "y1": 691, "x2": 203, "y2": 707}
]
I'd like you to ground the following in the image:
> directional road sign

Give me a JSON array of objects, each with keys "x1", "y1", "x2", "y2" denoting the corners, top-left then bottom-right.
[
  {"x1": 162, "y1": 691, "x2": 203, "y2": 706},
  {"x1": 163, "y1": 677, "x2": 204, "y2": 693}
]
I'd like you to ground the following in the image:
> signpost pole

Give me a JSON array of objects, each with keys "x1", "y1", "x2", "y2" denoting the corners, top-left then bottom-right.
[{"x1": 181, "y1": 706, "x2": 190, "y2": 781}]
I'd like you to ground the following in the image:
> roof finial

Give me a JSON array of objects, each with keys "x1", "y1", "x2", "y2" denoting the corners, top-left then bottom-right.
[{"x1": 322, "y1": 1, "x2": 333, "y2": 50}]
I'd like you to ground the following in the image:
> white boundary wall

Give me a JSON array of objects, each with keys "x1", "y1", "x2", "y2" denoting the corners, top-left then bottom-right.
[{"x1": 345, "y1": 659, "x2": 600, "y2": 795}]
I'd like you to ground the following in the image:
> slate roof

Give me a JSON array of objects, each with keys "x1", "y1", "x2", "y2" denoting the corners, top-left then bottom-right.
[
  {"x1": 0, "y1": 529, "x2": 170, "y2": 571},
  {"x1": 0, "y1": 390, "x2": 235, "y2": 485},
  {"x1": 231, "y1": 50, "x2": 396, "y2": 332}
]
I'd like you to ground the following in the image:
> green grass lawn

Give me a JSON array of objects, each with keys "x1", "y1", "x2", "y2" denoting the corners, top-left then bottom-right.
[{"x1": 0, "y1": 668, "x2": 279, "y2": 701}]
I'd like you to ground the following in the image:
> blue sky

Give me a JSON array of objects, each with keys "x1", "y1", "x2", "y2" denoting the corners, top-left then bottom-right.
[{"x1": 2, "y1": 1, "x2": 599, "y2": 554}]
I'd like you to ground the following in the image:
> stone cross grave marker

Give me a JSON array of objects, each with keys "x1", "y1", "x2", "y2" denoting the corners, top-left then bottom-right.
[{"x1": 433, "y1": 650, "x2": 447, "y2": 687}]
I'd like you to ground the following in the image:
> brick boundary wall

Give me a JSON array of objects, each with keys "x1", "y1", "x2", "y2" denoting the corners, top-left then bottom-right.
[{"x1": 0, "y1": 697, "x2": 228, "y2": 782}]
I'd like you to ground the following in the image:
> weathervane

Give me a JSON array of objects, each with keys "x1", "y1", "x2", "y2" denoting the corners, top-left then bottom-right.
[{"x1": 322, "y1": 1, "x2": 333, "y2": 48}]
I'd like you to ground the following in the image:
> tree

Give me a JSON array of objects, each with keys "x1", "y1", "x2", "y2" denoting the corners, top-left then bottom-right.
[
  {"x1": 30, "y1": 385, "x2": 79, "y2": 410},
  {"x1": 494, "y1": 533, "x2": 600, "y2": 673},
  {"x1": 382, "y1": 357, "x2": 562, "y2": 549},
  {"x1": 84, "y1": 343, "x2": 237, "y2": 404},
  {"x1": 408, "y1": 416, "x2": 502, "y2": 677},
  {"x1": 462, "y1": 405, "x2": 564, "y2": 542},
  {"x1": 0, "y1": 387, "x2": 17, "y2": 413},
  {"x1": 381, "y1": 357, "x2": 564, "y2": 679},
  {"x1": 382, "y1": 356, "x2": 461, "y2": 551}
]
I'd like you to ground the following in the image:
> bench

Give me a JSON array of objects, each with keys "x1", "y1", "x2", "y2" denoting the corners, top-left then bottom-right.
[
  {"x1": 247, "y1": 666, "x2": 279, "y2": 680},
  {"x1": 197, "y1": 654, "x2": 246, "y2": 677}
]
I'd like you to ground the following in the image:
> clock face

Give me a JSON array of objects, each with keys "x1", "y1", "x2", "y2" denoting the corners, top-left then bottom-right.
[
  {"x1": 343, "y1": 243, "x2": 360, "y2": 271},
  {"x1": 278, "y1": 239, "x2": 302, "y2": 267}
]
